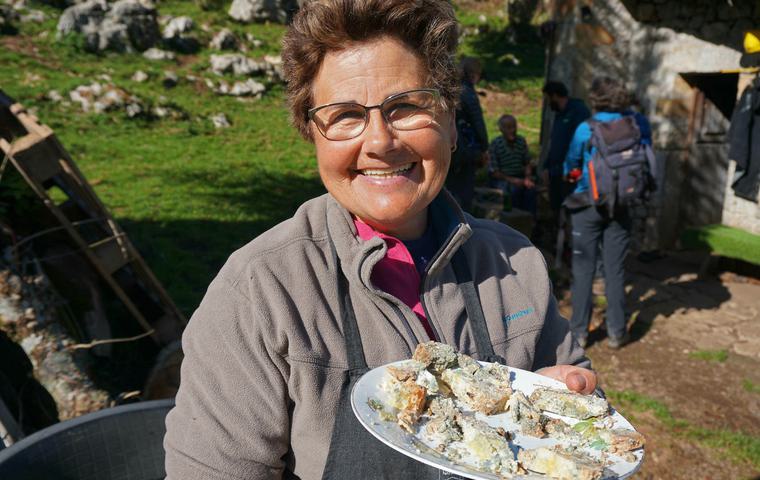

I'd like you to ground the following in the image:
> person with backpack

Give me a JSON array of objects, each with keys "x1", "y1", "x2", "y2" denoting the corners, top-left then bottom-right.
[
  {"x1": 563, "y1": 77, "x2": 657, "y2": 349},
  {"x1": 445, "y1": 57, "x2": 489, "y2": 212}
]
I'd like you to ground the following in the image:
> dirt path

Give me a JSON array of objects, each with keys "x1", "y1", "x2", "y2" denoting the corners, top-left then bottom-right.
[{"x1": 557, "y1": 252, "x2": 760, "y2": 479}]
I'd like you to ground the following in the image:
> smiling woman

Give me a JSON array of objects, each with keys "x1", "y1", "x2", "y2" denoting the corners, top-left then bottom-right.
[{"x1": 163, "y1": 1, "x2": 597, "y2": 479}]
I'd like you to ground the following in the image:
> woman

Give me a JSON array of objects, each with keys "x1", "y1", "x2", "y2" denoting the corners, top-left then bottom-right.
[
  {"x1": 563, "y1": 76, "x2": 635, "y2": 349},
  {"x1": 164, "y1": 1, "x2": 596, "y2": 479}
]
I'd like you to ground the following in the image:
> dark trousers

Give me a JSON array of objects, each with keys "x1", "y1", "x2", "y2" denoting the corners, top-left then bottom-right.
[
  {"x1": 569, "y1": 206, "x2": 631, "y2": 339},
  {"x1": 549, "y1": 175, "x2": 572, "y2": 213},
  {"x1": 491, "y1": 180, "x2": 537, "y2": 216}
]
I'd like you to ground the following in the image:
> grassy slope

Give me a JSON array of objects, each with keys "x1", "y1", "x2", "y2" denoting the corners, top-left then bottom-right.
[{"x1": 1, "y1": 1, "x2": 547, "y2": 313}]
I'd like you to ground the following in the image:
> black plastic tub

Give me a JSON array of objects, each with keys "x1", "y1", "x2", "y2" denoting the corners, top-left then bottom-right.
[{"x1": 0, "y1": 398, "x2": 173, "y2": 480}]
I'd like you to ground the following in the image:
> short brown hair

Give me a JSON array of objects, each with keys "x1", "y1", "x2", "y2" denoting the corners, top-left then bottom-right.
[
  {"x1": 282, "y1": 0, "x2": 460, "y2": 140},
  {"x1": 588, "y1": 76, "x2": 629, "y2": 113}
]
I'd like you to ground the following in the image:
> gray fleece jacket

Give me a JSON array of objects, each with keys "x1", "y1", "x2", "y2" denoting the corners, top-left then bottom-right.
[{"x1": 164, "y1": 192, "x2": 588, "y2": 480}]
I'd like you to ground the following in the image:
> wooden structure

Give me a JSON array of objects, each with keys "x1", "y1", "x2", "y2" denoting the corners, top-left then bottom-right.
[{"x1": 0, "y1": 90, "x2": 186, "y2": 345}]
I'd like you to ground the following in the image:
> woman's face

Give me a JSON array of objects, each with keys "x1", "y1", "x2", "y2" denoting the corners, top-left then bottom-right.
[{"x1": 310, "y1": 36, "x2": 456, "y2": 240}]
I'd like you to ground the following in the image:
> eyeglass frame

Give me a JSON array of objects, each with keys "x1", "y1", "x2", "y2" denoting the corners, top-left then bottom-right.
[{"x1": 306, "y1": 88, "x2": 443, "y2": 141}]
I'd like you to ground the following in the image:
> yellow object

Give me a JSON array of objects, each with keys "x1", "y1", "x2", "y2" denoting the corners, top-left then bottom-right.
[{"x1": 745, "y1": 30, "x2": 760, "y2": 54}]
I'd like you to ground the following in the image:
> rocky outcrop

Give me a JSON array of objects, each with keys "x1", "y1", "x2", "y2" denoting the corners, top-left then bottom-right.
[
  {"x1": 161, "y1": 15, "x2": 199, "y2": 53},
  {"x1": 57, "y1": 0, "x2": 160, "y2": 53},
  {"x1": 209, "y1": 53, "x2": 266, "y2": 76},
  {"x1": 209, "y1": 28, "x2": 238, "y2": 50},
  {"x1": 228, "y1": 0, "x2": 300, "y2": 24}
]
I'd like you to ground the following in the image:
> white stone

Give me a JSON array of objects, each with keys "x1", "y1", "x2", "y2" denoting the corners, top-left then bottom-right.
[
  {"x1": 209, "y1": 53, "x2": 264, "y2": 76},
  {"x1": 228, "y1": 0, "x2": 296, "y2": 24},
  {"x1": 46, "y1": 90, "x2": 63, "y2": 102},
  {"x1": 125, "y1": 102, "x2": 142, "y2": 117},
  {"x1": 231, "y1": 78, "x2": 265, "y2": 97},
  {"x1": 143, "y1": 47, "x2": 175, "y2": 60},
  {"x1": 20, "y1": 9, "x2": 45, "y2": 23},
  {"x1": 131, "y1": 70, "x2": 148, "y2": 82},
  {"x1": 210, "y1": 113, "x2": 231, "y2": 128},
  {"x1": 162, "y1": 15, "x2": 193, "y2": 39},
  {"x1": 209, "y1": 28, "x2": 237, "y2": 50}
]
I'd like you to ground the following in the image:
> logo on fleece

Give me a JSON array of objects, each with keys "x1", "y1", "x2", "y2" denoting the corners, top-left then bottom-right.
[{"x1": 503, "y1": 307, "x2": 535, "y2": 324}]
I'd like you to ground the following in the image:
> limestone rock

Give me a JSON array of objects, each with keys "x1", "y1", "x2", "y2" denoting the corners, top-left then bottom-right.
[
  {"x1": 131, "y1": 70, "x2": 149, "y2": 82},
  {"x1": 143, "y1": 47, "x2": 175, "y2": 60},
  {"x1": 68, "y1": 82, "x2": 144, "y2": 116},
  {"x1": 162, "y1": 15, "x2": 193, "y2": 38},
  {"x1": 20, "y1": 9, "x2": 46, "y2": 23},
  {"x1": 214, "y1": 78, "x2": 266, "y2": 97},
  {"x1": 209, "y1": 28, "x2": 237, "y2": 50},
  {"x1": 57, "y1": 0, "x2": 159, "y2": 53},
  {"x1": 210, "y1": 113, "x2": 231, "y2": 128},
  {"x1": 209, "y1": 53, "x2": 265, "y2": 76},
  {"x1": 162, "y1": 70, "x2": 178, "y2": 88},
  {"x1": 162, "y1": 15, "x2": 199, "y2": 53},
  {"x1": 263, "y1": 54, "x2": 283, "y2": 82},
  {"x1": 46, "y1": 90, "x2": 63, "y2": 102},
  {"x1": 228, "y1": 0, "x2": 300, "y2": 24}
]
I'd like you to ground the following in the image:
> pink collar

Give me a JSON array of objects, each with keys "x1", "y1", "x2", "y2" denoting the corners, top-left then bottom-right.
[{"x1": 353, "y1": 218, "x2": 435, "y2": 340}]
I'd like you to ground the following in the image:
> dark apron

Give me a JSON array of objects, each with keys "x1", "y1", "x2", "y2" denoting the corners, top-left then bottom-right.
[{"x1": 315, "y1": 239, "x2": 503, "y2": 480}]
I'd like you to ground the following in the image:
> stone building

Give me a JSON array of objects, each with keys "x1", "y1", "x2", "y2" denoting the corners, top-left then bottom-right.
[{"x1": 541, "y1": 0, "x2": 760, "y2": 248}]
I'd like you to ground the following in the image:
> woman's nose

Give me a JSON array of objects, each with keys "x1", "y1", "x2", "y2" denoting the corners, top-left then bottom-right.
[{"x1": 361, "y1": 109, "x2": 395, "y2": 153}]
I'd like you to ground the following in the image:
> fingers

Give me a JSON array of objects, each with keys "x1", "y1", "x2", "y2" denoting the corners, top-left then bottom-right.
[
  {"x1": 536, "y1": 365, "x2": 598, "y2": 395},
  {"x1": 564, "y1": 366, "x2": 597, "y2": 394}
]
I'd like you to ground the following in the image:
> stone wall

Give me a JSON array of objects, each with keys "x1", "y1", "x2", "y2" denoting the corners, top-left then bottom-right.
[
  {"x1": 620, "y1": 0, "x2": 758, "y2": 50},
  {"x1": 542, "y1": 0, "x2": 758, "y2": 248}
]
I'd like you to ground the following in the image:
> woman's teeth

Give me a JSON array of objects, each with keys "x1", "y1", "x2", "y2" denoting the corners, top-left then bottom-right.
[{"x1": 360, "y1": 163, "x2": 414, "y2": 178}]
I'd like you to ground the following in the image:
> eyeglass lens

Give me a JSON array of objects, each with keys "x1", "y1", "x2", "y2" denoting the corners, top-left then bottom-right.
[{"x1": 311, "y1": 90, "x2": 438, "y2": 141}]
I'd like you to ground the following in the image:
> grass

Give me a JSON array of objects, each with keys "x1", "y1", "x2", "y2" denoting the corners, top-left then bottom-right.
[
  {"x1": 681, "y1": 224, "x2": 760, "y2": 266},
  {"x1": 688, "y1": 349, "x2": 729, "y2": 363},
  {"x1": 0, "y1": 1, "x2": 323, "y2": 313},
  {"x1": 608, "y1": 389, "x2": 760, "y2": 470},
  {"x1": 1, "y1": 1, "x2": 547, "y2": 314},
  {"x1": 743, "y1": 379, "x2": 760, "y2": 394}
]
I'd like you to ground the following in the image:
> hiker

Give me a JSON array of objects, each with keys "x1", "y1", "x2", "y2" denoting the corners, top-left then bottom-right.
[
  {"x1": 542, "y1": 81, "x2": 591, "y2": 216},
  {"x1": 488, "y1": 114, "x2": 537, "y2": 216},
  {"x1": 164, "y1": 2, "x2": 596, "y2": 479},
  {"x1": 445, "y1": 56, "x2": 489, "y2": 212},
  {"x1": 564, "y1": 76, "x2": 653, "y2": 349}
]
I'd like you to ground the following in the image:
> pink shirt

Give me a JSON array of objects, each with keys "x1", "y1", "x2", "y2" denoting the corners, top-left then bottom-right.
[{"x1": 354, "y1": 219, "x2": 436, "y2": 340}]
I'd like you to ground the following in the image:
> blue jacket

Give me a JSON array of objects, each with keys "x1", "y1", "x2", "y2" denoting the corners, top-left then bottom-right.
[
  {"x1": 564, "y1": 112, "x2": 621, "y2": 194},
  {"x1": 564, "y1": 112, "x2": 653, "y2": 194}
]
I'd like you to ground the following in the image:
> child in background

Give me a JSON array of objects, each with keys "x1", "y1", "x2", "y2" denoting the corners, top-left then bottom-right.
[{"x1": 488, "y1": 114, "x2": 537, "y2": 216}]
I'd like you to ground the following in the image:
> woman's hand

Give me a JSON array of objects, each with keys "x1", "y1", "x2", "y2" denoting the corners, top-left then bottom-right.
[{"x1": 535, "y1": 365, "x2": 598, "y2": 394}]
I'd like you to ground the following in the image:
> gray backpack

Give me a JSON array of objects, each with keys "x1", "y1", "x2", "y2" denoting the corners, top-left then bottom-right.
[{"x1": 586, "y1": 116, "x2": 657, "y2": 216}]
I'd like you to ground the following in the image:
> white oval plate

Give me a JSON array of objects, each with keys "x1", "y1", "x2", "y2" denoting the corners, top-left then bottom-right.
[{"x1": 351, "y1": 360, "x2": 644, "y2": 479}]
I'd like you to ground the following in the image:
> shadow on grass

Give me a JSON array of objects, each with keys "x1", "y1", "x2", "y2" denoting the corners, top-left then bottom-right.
[
  {"x1": 123, "y1": 169, "x2": 327, "y2": 316},
  {"x1": 466, "y1": 24, "x2": 546, "y2": 91}
]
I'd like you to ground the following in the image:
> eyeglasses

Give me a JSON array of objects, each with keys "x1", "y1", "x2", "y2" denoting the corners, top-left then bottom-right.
[{"x1": 307, "y1": 88, "x2": 441, "y2": 141}]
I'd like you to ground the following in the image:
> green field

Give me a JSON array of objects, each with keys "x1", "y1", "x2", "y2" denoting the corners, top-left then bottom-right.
[{"x1": 0, "y1": 0, "x2": 546, "y2": 314}]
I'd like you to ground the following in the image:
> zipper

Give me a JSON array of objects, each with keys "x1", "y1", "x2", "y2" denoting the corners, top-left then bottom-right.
[
  {"x1": 418, "y1": 226, "x2": 464, "y2": 345},
  {"x1": 419, "y1": 272, "x2": 441, "y2": 343}
]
